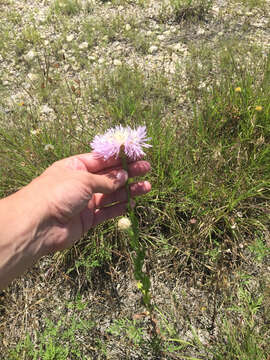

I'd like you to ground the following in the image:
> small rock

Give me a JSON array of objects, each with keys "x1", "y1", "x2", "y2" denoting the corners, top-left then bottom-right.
[
  {"x1": 40, "y1": 104, "x2": 53, "y2": 114},
  {"x1": 172, "y1": 43, "x2": 187, "y2": 53},
  {"x1": 149, "y1": 45, "x2": 158, "y2": 54},
  {"x1": 113, "y1": 59, "x2": 122, "y2": 66},
  {"x1": 24, "y1": 50, "x2": 36, "y2": 62},
  {"x1": 36, "y1": 10, "x2": 46, "y2": 24},
  {"x1": 66, "y1": 34, "x2": 74, "y2": 42},
  {"x1": 157, "y1": 34, "x2": 165, "y2": 41},
  {"x1": 28, "y1": 73, "x2": 38, "y2": 81},
  {"x1": 171, "y1": 53, "x2": 178, "y2": 63},
  {"x1": 125, "y1": 24, "x2": 131, "y2": 31},
  {"x1": 78, "y1": 42, "x2": 88, "y2": 49},
  {"x1": 197, "y1": 28, "x2": 205, "y2": 35}
]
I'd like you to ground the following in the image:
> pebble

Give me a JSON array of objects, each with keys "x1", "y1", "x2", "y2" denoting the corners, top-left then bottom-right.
[
  {"x1": 24, "y1": 50, "x2": 36, "y2": 62},
  {"x1": 28, "y1": 73, "x2": 38, "y2": 81},
  {"x1": 40, "y1": 104, "x2": 53, "y2": 114},
  {"x1": 66, "y1": 34, "x2": 74, "y2": 42},
  {"x1": 149, "y1": 45, "x2": 158, "y2": 54},
  {"x1": 157, "y1": 34, "x2": 165, "y2": 41},
  {"x1": 113, "y1": 59, "x2": 122, "y2": 66},
  {"x1": 197, "y1": 28, "x2": 205, "y2": 35},
  {"x1": 78, "y1": 42, "x2": 88, "y2": 49},
  {"x1": 171, "y1": 53, "x2": 178, "y2": 63},
  {"x1": 172, "y1": 43, "x2": 184, "y2": 52}
]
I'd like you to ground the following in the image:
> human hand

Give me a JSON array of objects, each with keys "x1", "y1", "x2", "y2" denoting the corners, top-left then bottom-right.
[
  {"x1": 30, "y1": 152, "x2": 151, "y2": 254},
  {"x1": 0, "y1": 152, "x2": 151, "y2": 289}
]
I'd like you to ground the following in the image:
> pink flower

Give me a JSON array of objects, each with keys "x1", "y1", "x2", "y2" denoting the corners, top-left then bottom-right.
[{"x1": 90, "y1": 125, "x2": 151, "y2": 160}]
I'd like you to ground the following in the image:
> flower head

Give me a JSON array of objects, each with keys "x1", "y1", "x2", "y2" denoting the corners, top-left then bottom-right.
[
  {"x1": 255, "y1": 105, "x2": 263, "y2": 112},
  {"x1": 235, "y1": 87, "x2": 242, "y2": 93},
  {"x1": 91, "y1": 125, "x2": 151, "y2": 160},
  {"x1": 117, "y1": 216, "x2": 132, "y2": 231},
  {"x1": 44, "y1": 144, "x2": 54, "y2": 151}
]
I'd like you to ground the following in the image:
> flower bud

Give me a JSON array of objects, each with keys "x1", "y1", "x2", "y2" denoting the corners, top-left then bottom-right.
[{"x1": 117, "y1": 217, "x2": 131, "y2": 231}]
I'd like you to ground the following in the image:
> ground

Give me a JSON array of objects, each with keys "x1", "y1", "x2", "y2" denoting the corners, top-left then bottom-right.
[{"x1": 0, "y1": 0, "x2": 270, "y2": 359}]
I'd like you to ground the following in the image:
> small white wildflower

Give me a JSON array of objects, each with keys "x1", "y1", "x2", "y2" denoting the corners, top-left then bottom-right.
[
  {"x1": 117, "y1": 217, "x2": 131, "y2": 231},
  {"x1": 125, "y1": 24, "x2": 131, "y2": 31},
  {"x1": 44, "y1": 144, "x2": 54, "y2": 151},
  {"x1": 31, "y1": 128, "x2": 41, "y2": 136}
]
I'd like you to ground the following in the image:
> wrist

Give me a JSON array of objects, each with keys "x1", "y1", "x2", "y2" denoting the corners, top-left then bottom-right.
[{"x1": 0, "y1": 183, "x2": 49, "y2": 289}]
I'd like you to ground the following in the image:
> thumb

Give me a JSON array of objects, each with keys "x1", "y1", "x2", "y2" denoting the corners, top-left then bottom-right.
[{"x1": 88, "y1": 169, "x2": 128, "y2": 194}]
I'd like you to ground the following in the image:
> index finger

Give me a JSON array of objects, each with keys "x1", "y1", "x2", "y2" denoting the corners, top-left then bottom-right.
[
  {"x1": 76, "y1": 152, "x2": 122, "y2": 173},
  {"x1": 61, "y1": 152, "x2": 140, "y2": 173}
]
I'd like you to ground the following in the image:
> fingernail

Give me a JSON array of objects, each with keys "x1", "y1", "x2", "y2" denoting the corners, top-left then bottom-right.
[{"x1": 116, "y1": 169, "x2": 128, "y2": 183}]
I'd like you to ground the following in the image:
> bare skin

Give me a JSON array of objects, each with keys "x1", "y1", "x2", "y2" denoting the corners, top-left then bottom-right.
[{"x1": 0, "y1": 152, "x2": 151, "y2": 290}]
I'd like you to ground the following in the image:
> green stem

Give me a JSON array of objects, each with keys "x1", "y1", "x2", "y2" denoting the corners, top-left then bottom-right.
[{"x1": 120, "y1": 154, "x2": 152, "y2": 313}]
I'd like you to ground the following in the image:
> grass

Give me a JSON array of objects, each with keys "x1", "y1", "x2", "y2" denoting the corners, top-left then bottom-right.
[
  {"x1": 158, "y1": 0, "x2": 213, "y2": 24},
  {"x1": 0, "y1": 0, "x2": 270, "y2": 358}
]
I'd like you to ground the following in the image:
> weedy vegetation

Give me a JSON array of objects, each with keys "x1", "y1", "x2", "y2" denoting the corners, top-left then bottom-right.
[{"x1": 0, "y1": 0, "x2": 270, "y2": 359}]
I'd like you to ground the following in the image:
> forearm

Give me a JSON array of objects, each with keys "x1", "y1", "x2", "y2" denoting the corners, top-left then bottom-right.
[{"x1": 0, "y1": 185, "x2": 47, "y2": 290}]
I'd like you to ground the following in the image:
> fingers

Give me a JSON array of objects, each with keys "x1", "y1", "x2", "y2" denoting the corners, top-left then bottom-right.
[
  {"x1": 87, "y1": 169, "x2": 128, "y2": 194},
  {"x1": 94, "y1": 181, "x2": 151, "y2": 208},
  {"x1": 76, "y1": 152, "x2": 122, "y2": 173},
  {"x1": 86, "y1": 159, "x2": 151, "y2": 195},
  {"x1": 127, "y1": 160, "x2": 151, "y2": 177},
  {"x1": 97, "y1": 160, "x2": 151, "y2": 178},
  {"x1": 51, "y1": 153, "x2": 150, "y2": 178}
]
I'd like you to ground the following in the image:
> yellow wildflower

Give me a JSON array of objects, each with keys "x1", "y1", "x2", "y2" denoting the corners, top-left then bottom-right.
[{"x1": 235, "y1": 87, "x2": 241, "y2": 93}]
